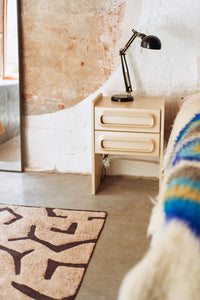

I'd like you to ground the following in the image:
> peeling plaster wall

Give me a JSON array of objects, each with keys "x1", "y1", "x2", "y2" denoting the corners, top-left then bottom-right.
[
  {"x1": 23, "y1": 0, "x2": 200, "y2": 176},
  {"x1": 21, "y1": 0, "x2": 126, "y2": 115}
]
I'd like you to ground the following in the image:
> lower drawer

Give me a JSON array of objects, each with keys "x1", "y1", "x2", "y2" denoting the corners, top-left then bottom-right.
[{"x1": 95, "y1": 131, "x2": 160, "y2": 156}]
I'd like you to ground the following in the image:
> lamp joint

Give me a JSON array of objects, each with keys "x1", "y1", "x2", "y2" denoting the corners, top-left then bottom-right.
[{"x1": 119, "y1": 49, "x2": 125, "y2": 55}]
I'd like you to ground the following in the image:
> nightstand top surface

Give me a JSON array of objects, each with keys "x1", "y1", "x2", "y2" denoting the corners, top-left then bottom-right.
[{"x1": 93, "y1": 95, "x2": 165, "y2": 110}]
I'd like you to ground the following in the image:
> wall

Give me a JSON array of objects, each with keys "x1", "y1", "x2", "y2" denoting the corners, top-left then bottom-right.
[
  {"x1": 21, "y1": 0, "x2": 200, "y2": 176},
  {"x1": 21, "y1": 0, "x2": 127, "y2": 114}
]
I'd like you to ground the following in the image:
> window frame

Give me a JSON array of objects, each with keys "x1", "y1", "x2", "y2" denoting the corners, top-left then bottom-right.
[
  {"x1": 3, "y1": 0, "x2": 7, "y2": 77},
  {"x1": 2, "y1": 0, "x2": 18, "y2": 80}
]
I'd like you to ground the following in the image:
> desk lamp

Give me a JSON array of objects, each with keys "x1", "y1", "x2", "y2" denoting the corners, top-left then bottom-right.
[{"x1": 111, "y1": 28, "x2": 161, "y2": 102}]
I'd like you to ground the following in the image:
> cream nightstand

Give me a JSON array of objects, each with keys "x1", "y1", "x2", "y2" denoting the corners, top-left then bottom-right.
[{"x1": 91, "y1": 93, "x2": 165, "y2": 194}]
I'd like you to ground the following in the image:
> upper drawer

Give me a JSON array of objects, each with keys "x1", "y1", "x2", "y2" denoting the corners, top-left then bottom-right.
[{"x1": 95, "y1": 107, "x2": 160, "y2": 133}]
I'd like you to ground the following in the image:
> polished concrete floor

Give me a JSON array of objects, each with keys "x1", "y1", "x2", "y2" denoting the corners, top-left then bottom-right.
[{"x1": 0, "y1": 172, "x2": 158, "y2": 300}]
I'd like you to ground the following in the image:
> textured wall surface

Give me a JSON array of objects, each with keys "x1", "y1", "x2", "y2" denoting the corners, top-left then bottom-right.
[
  {"x1": 130, "y1": 0, "x2": 200, "y2": 133},
  {"x1": 21, "y1": 0, "x2": 126, "y2": 115},
  {"x1": 22, "y1": 0, "x2": 200, "y2": 176}
]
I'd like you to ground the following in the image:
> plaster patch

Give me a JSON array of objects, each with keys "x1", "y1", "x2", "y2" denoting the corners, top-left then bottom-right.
[{"x1": 21, "y1": 0, "x2": 126, "y2": 115}]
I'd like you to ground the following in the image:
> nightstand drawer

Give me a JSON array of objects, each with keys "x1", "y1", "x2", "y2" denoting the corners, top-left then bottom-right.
[
  {"x1": 95, "y1": 108, "x2": 160, "y2": 133},
  {"x1": 95, "y1": 131, "x2": 160, "y2": 156}
]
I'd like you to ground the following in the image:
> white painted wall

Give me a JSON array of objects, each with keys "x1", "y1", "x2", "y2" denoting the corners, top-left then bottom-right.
[{"x1": 24, "y1": 0, "x2": 200, "y2": 177}]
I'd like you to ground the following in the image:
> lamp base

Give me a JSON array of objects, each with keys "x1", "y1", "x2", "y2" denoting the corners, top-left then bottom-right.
[{"x1": 111, "y1": 94, "x2": 134, "y2": 102}]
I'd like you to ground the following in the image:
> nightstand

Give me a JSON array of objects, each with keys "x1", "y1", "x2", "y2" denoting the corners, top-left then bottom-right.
[{"x1": 91, "y1": 93, "x2": 165, "y2": 194}]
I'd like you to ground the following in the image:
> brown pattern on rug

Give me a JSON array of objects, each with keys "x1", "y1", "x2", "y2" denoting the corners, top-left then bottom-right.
[{"x1": 0, "y1": 205, "x2": 107, "y2": 299}]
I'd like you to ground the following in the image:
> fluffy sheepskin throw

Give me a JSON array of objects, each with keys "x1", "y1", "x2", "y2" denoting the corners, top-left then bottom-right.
[{"x1": 118, "y1": 92, "x2": 200, "y2": 300}]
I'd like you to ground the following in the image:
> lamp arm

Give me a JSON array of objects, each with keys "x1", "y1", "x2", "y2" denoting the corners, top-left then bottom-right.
[
  {"x1": 119, "y1": 29, "x2": 139, "y2": 94},
  {"x1": 120, "y1": 29, "x2": 145, "y2": 54},
  {"x1": 120, "y1": 52, "x2": 132, "y2": 94},
  {"x1": 121, "y1": 30, "x2": 138, "y2": 54}
]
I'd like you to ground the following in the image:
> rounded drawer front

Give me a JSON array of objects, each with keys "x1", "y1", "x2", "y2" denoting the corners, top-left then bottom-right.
[
  {"x1": 95, "y1": 131, "x2": 160, "y2": 156},
  {"x1": 95, "y1": 108, "x2": 160, "y2": 133}
]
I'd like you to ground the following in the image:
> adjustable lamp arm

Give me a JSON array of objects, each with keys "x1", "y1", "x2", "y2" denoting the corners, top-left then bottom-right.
[
  {"x1": 121, "y1": 29, "x2": 145, "y2": 53},
  {"x1": 119, "y1": 29, "x2": 145, "y2": 95},
  {"x1": 120, "y1": 51, "x2": 132, "y2": 94}
]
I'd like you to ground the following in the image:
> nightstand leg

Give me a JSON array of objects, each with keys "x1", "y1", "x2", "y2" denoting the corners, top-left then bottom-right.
[{"x1": 92, "y1": 153, "x2": 103, "y2": 195}]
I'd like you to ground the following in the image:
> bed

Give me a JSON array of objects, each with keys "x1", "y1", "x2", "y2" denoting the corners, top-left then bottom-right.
[{"x1": 118, "y1": 62, "x2": 200, "y2": 300}]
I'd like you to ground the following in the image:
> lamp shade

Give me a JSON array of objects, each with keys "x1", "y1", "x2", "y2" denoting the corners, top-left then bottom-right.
[{"x1": 141, "y1": 35, "x2": 161, "y2": 50}]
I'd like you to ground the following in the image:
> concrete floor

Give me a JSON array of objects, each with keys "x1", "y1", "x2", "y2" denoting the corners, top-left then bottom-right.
[{"x1": 0, "y1": 172, "x2": 158, "y2": 300}]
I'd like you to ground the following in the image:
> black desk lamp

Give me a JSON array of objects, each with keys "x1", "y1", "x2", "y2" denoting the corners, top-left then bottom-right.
[{"x1": 111, "y1": 28, "x2": 161, "y2": 102}]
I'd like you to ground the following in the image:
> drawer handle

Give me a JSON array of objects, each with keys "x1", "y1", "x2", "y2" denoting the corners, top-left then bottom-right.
[
  {"x1": 100, "y1": 114, "x2": 155, "y2": 128},
  {"x1": 100, "y1": 138, "x2": 155, "y2": 153}
]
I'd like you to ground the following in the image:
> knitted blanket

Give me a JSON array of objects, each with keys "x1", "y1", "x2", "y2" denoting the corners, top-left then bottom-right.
[
  {"x1": 160, "y1": 92, "x2": 200, "y2": 237},
  {"x1": 118, "y1": 93, "x2": 200, "y2": 300}
]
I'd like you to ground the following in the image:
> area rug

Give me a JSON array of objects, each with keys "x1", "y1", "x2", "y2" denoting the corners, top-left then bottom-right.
[{"x1": 0, "y1": 204, "x2": 107, "y2": 300}]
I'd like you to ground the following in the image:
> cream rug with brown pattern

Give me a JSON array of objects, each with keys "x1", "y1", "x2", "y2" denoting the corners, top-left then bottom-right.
[{"x1": 0, "y1": 204, "x2": 107, "y2": 300}]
